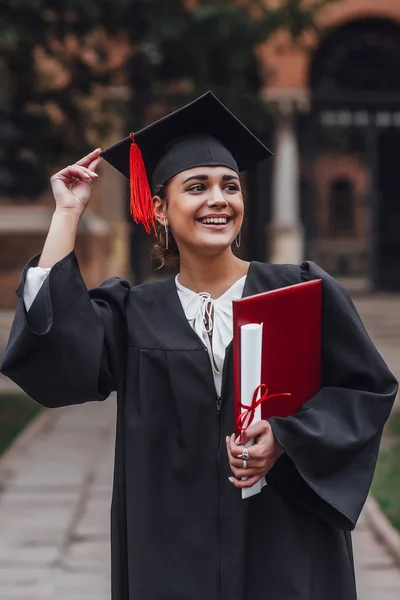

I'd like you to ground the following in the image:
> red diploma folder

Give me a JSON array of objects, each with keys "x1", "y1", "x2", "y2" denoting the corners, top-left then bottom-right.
[{"x1": 232, "y1": 280, "x2": 322, "y2": 435}]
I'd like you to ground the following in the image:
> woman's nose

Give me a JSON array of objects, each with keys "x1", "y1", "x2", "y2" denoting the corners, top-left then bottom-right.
[{"x1": 207, "y1": 186, "x2": 228, "y2": 207}]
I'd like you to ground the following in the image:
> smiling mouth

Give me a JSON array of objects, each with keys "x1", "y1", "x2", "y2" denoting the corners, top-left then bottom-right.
[{"x1": 196, "y1": 216, "x2": 232, "y2": 225}]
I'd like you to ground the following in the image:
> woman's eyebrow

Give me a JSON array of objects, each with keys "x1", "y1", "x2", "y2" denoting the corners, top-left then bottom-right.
[
  {"x1": 183, "y1": 175, "x2": 208, "y2": 184},
  {"x1": 222, "y1": 174, "x2": 240, "y2": 182},
  {"x1": 183, "y1": 174, "x2": 240, "y2": 184}
]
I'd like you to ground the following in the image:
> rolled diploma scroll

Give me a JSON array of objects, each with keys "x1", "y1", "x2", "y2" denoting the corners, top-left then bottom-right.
[{"x1": 240, "y1": 323, "x2": 267, "y2": 500}]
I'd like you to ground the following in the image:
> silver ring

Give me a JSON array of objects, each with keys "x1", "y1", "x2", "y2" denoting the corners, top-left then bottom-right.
[
  {"x1": 238, "y1": 447, "x2": 250, "y2": 461},
  {"x1": 242, "y1": 459, "x2": 248, "y2": 470}
]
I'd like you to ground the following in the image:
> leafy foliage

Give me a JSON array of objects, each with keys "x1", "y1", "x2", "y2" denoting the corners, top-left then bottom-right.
[
  {"x1": 371, "y1": 411, "x2": 400, "y2": 532},
  {"x1": 0, "y1": 391, "x2": 43, "y2": 456},
  {"x1": 0, "y1": 0, "x2": 332, "y2": 200}
]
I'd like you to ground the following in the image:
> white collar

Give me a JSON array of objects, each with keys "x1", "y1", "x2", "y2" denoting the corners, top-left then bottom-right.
[
  {"x1": 175, "y1": 274, "x2": 247, "y2": 302},
  {"x1": 175, "y1": 274, "x2": 247, "y2": 333}
]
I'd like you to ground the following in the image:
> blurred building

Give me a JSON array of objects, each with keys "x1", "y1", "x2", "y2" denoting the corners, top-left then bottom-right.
[
  {"x1": 1, "y1": 0, "x2": 400, "y2": 309},
  {"x1": 263, "y1": 0, "x2": 400, "y2": 291}
]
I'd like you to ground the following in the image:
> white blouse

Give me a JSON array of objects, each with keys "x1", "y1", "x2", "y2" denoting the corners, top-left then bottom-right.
[
  {"x1": 23, "y1": 267, "x2": 246, "y2": 396},
  {"x1": 24, "y1": 266, "x2": 51, "y2": 312},
  {"x1": 176, "y1": 275, "x2": 246, "y2": 396}
]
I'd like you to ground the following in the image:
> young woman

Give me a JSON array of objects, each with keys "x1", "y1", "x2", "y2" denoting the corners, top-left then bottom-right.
[{"x1": 1, "y1": 92, "x2": 398, "y2": 600}]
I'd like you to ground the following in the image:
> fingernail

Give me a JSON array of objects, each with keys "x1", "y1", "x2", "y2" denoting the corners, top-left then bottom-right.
[
  {"x1": 226, "y1": 436, "x2": 229, "y2": 443},
  {"x1": 85, "y1": 173, "x2": 91, "y2": 178},
  {"x1": 91, "y1": 172, "x2": 98, "y2": 177},
  {"x1": 228, "y1": 477, "x2": 234, "y2": 484},
  {"x1": 235, "y1": 436, "x2": 241, "y2": 445}
]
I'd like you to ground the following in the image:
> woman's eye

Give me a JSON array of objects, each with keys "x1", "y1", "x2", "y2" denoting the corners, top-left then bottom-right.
[
  {"x1": 186, "y1": 183, "x2": 239, "y2": 193},
  {"x1": 224, "y1": 184, "x2": 240, "y2": 192},
  {"x1": 187, "y1": 184, "x2": 205, "y2": 193}
]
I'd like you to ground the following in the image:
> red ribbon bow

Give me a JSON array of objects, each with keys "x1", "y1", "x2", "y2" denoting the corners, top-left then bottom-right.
[{"x1": 237, "y1": 384, "x2": 291, "y2": 434}]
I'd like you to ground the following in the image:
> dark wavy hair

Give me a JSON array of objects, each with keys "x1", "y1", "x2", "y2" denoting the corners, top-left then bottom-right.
[{"x1": 151, "y1": 183, "x2": 180, "y2": 268}]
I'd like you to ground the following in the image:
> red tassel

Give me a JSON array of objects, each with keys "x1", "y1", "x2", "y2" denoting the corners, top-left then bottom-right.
[{"x1": 129, "y1": 133, "x2": 155, "y2": 234}]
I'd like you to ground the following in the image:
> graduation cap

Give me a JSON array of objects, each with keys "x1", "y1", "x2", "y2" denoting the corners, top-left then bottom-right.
[{"x1": 101, "y1": 91, "x2": 273, "y2": 233}]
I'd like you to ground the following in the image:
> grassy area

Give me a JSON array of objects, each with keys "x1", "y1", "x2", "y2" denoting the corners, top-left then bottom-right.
[
  {"x1": 0, "y1": 392, "x2": 43, "y2": 457},
  {"x1": 371, "y1": 412, "x2": 400, "y2": 532}
]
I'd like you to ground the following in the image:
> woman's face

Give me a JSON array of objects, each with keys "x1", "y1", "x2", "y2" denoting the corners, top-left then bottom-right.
[{"x1": 154, "y1": 165, "x2": 244, "y2": 258}]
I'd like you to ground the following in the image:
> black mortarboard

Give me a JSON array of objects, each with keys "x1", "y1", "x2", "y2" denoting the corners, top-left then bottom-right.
[{"x1": 101, "y1": 91, "x2": 272, "y2": 233}]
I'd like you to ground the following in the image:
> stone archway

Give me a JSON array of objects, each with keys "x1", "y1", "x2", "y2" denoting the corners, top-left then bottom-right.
[
  {"x1": 307, "y1": 17, "x2": 400, "y2": 289},
  {"x1": 310, "y1": 17, "x2": 400, "y2": 95}
]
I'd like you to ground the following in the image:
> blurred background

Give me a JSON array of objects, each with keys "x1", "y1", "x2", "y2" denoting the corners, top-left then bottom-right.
[{"x1": 0, "y1": 1, "x2": 400, "y2": 599}]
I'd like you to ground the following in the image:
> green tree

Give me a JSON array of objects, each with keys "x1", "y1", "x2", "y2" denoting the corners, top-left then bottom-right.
[{"x1": 0, "y1": 0, "x2": 334, "y2": 200}]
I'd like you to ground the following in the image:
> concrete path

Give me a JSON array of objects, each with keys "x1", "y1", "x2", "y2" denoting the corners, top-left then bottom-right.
[
  {"x1": 0, "y1": 292, "x2": 400, "y2": 599},
  {"x1": 0, "y1": 401, "x2": 115, "y2": 600},
  {"x1": 354, "y1": 512, "x2": 400, "y2": 599}
]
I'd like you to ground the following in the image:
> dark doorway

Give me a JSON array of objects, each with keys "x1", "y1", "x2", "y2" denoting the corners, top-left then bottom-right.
[
  {"x1": 329, "y1": 178, "x2": 355, "y2": 236},
  {"x1": 307, "y1": 17, "x2": 400, "y2": 290},
  {"x1": 376, "y1": 129, "x2": 400, "y2": 290}
]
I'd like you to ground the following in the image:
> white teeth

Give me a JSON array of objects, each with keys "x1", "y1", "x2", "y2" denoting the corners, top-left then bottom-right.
[{"x1": 200, "y1": 217, "x2": 228, "y2": 224}]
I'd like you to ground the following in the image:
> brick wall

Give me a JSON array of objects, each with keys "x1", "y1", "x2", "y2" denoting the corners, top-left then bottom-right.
[{"x1": 259, "y1": 0, "x2": 400, "y2": 93}]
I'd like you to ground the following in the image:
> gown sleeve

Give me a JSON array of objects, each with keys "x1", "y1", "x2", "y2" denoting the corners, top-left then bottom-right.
[
  {"x1": 268, "y1": 260, "x2": 398, "y2": 530},
  {"x1": 0, "y1": 251, "x2": 130, "y2": 408}
]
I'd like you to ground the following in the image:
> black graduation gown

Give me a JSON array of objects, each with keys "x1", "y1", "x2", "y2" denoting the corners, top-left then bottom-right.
[{"x1": 1, "y1": 252, "x2": 398, "y2": 600}]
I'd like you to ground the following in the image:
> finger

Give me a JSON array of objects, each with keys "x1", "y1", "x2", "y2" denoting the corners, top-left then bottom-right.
[
  {"x1": 226, "y1": 438, "x2": 262, "y2": 467},
  {"x1": 228, "y1": 434, "x2": 253, "y2": 460},
  {"x1": 238, "y1": 421, "x2": 269, "y2": 445},
  {"x1": 226, "y1": 436, "x2": 237, "y2": 462},
  {"x1": 74, "y1": 165, "x2": 98, "y2": 178},
  {"x1": 88, "y1": 156, "x2": 102, "y2": 172},
  {"x1": 230, "y1": 465, "x2": 263, "y2": 479},
  {"x1": 55, "y1": 165, "x2": 98, "y2": 180},
  {"x1": 228, "y1": 437, "x2": 258, "y2": 463},
  {"x1": 229, "y1": 475, "x2": 261, "y2": 489},
  {"x1": 229, "y1": 456, "x2": 264, "y2": 469},
  {"x1": 51, "y1": 169, "x2": 90, "y2": 184},
  {"x1": 75, "y1": 148, "x2": 102, "y2": 167}
]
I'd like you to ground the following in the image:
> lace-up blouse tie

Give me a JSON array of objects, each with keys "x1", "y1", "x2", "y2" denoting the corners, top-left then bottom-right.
[{"x1": 175, "y1": 275, "x2": 247, "y2": 396}]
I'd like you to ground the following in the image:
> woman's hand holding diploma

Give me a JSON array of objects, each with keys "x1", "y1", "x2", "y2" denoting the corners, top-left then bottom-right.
[
  {"x1": 226, "y1": 421, "x2": 284, "y2": 489},
  {"x1": 38, "y1": 148, "x2": 102, "y2": 269}
]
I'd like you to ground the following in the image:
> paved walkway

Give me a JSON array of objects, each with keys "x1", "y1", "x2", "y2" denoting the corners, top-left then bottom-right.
[
  {"x1": 0, "y1": 292, "x2": 399, "y2": 599},
  {"x1": 0, "y1": 401, "x2": 115, "y2": 600},
  {"x1": 354, "y1": 512, "x2": 400, "y2": 599}
]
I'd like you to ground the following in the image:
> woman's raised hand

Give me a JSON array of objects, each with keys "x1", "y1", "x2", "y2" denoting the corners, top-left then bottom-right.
[{"x1": 50, "y1": 148, "x2": 102, "y2": 216}]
